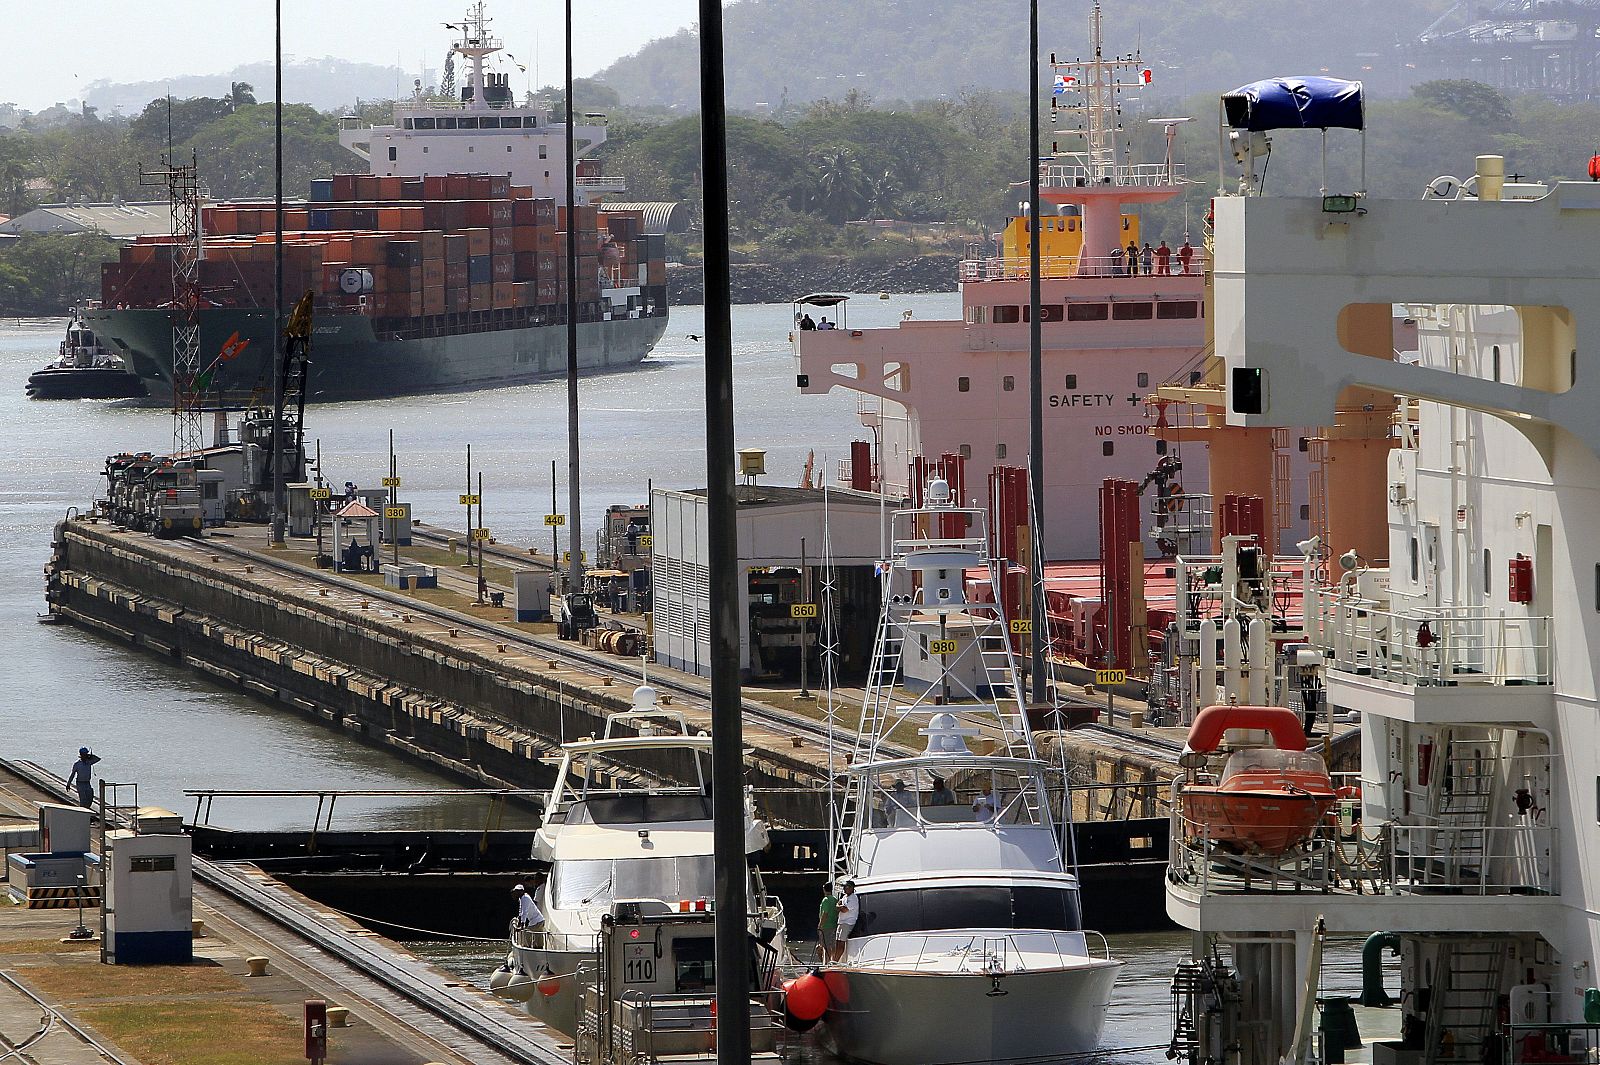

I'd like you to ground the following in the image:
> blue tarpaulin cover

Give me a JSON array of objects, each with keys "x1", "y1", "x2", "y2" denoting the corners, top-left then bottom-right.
[{"x1": 1222, "y1": 77, "x2": 1364, "y2": 131}]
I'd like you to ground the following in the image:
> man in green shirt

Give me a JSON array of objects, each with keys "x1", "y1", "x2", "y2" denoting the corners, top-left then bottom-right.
[{"x1": 818, "y1": 886, "x2": 840, "y2": 963}]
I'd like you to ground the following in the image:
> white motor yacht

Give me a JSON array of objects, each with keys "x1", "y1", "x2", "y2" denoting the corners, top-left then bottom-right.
[
  {"x1": 491, "y1": 684, "x2": 788, "y2": 1032},
  {"x1": 818, "y1": 479, "x2": 1121, "y2": 1065}
]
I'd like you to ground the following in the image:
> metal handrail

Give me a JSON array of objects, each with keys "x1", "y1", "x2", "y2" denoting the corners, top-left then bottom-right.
[
  {"x1": 509, "y1": 925, "x2": 600, "y2": 953},
  {"x1": 851, "y1": 929, "x2": 1103, "y2": 972},
  {"x1": 1320, "y1": 596, "x2": 1552, "y2": 685},
  {"x1": 959, "y1": 252, "x2": 1207, "y2": 282},
  {"x1": 1041, "y1": 161, "x2": 1187, "y2": 188}
]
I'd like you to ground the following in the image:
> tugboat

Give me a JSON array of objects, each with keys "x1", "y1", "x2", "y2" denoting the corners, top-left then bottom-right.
[
  {"x1": 25, "y1": 311, "x2": 147, "y2": 399},
  {"x1": 489, "y1": 684, "x2": 789, "y2": 1033},
  {"x1": 814, "y1": 477, "x2": 1121, "y2": 1065},
  {"x1": 1175, "y1": 704, "x2": 1338, "y2": 856}
]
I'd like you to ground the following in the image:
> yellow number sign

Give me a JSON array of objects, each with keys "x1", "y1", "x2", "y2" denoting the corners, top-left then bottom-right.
[
  {"x1": 544, "y1": 514, "x2": 566, "y2": 527},
  {"x1": 459, "y1": 493, "x2": 480, "y2": 506},
  {"x1": 930, "y1": 639, "x2": 959, "y2": 656},
  {"x1": 638, "y1": 534, "x2": 653, "y2": 550},
  {"x1": 790, "y1": 603, "x2": 818, "y2": 619},
  {"x1": 381, "y1": 476, "x2": 401, "y2": 487},
  {"x1": 383, "y1": 506, "x2": 406, "y2": 520},
  {"x1": 471, "y1": 527, "x2": 492, "y2": 542},
  {"x1": 1009, "y1": 619, "x2": 1033, "y2": 634},
  {"x1": 308, "y1": 487, "x2": 331, "y2": 500},
  {"x1": 1095, "y1": 669, "x2": 1127, "y2": 686}
]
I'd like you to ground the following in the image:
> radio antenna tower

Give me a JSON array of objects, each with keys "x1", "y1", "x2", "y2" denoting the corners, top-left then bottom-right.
[{"x1": 140, "y1": 150, "x2": 204, "y2": 456}]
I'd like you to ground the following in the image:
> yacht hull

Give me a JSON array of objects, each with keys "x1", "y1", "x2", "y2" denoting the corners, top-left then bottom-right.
[
  {"x1": 820, "y1": 958, "x2": 1122, "y2": 1065},
  {"x1": 509, "y1": 942, "x2": 591, "y2": 1034}
]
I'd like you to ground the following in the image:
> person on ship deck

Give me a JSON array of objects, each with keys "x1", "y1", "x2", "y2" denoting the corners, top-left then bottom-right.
[
  {"x1": 1156, "y1": 240, "x2": 1172, "y2": 275},
  {"x1": 1126, "y1": 239, "x2": 1140, "y2": 276}
]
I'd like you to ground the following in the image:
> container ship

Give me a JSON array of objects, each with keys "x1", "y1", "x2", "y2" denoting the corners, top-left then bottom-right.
[{"x1": 85, "y1": 3, "x2": 669, "y2": 403}]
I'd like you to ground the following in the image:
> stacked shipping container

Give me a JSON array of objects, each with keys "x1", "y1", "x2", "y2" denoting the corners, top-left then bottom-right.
[{"x1": 99, "y1": 172, "x2": 667, "y2": 322}]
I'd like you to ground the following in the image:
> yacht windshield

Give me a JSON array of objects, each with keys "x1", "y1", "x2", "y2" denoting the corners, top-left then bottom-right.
[
  {"x1": 551, "y1": 855, "x2": 717, "y2": 909},
  {"x1": 854, "y1": 885, "x2": 1082, "y2": 936}
]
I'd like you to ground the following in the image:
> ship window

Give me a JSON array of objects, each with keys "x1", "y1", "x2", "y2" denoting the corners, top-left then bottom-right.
[
  {"x1": 1003, "y1": 376, "x2": 1015, "y2": 391},
  {"x1": 1137, "y1": 372, "x2": 1149, "y2": 388},
  {"x1": 1595, "y1": 564, "x2": 1600, "y2": 611},
  {"x1": 960, "y1": 444, "x2": 972, "y2": 459},
  {"x1": 1410, "y1": 537, "x2": 1419, "y2": 583},
  {"x1": 402, "y1": 118, "x2": 413, "y2": 129},
  {"x1": 1299, "y1": 436, "x2": 1310, "y2": 452},
  {"x1": 468, "y1": 146, "x2": 475, "y2": 152},
  {"x1": 993, "y1": 306, "x2": 1021, "y2": 324},
  {"x1": 1190, "y1": 370, "x2": 1203, "y2": 384},
  {"x1": 1102, "y1": 441, "x2": 1114, "y2": 456},
  {"x1": 422, "y1": 147, "x2": 429, "y2": 153},
  {"x1": 1485, "y1": 549, "x2": 1492, "y2": 595},
  {"x1": 1156, "y1": 301, "x2": 1199, "y2": 319},
  {"x1": 853, "y1": 886, "x2": 1080, "y2": 936},
  {"x1": 1492, "y1": 345, "x2": 1501, "y2": 382},
  {"x1": 507, "y1": 145, "x2": 513, "y2": 152},
  {"x1": 1067, "y1": 303, "x2": 1108, "y2": 322},
  {"x1": 438, "y1": 117, "x2": 457, "y2": 129},
  {"x1": 958, "y1": 376, "x2": 970, "y2": 393},
  {"x1": 1031, "y1": 304, "x2": 1064, "y2": 323},
  {"x1": 503, "y1": 116, "x2": 522, "y2": 128},
  {"x1": 1112, "y1": 302, "x2": 1155, "y2": 321},
  {"x1": 1065, "y1": 374, "x2": 1077, "y2": 389},
  {"x1": 459, "y1": 117, "x2": 479, "y2": 129},
  {"x1": 997, "y1": 443, "x2": 1008, "y2": 459},
  {"x1": 414, "y1": 117, "x2": 436, "y2": 130},
  {"x1": 540, "y1": 145, "x2": 548, "y2": 159},
  {"x1": 388, "y1": 147, "x2": 398, "y2": 162},
  {"x1": 1155, "y1": 440, "x2": 1167, "y2": 456},
  {"x1": 484, "y1": 117, "x2": 503, "y2": 128},
  {"x1": 1301, "y1": 504, "x2": 1311, "y2": 520}
]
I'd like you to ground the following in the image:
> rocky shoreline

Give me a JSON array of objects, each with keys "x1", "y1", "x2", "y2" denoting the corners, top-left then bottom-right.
[{"x1": 666, "y1": 254, "x2": 958, "y2": 305}]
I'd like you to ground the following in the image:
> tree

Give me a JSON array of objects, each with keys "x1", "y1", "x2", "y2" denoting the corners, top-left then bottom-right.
[
  {"x1": 227, "y1": 82, "x2": 257, "y2": 112},
  {"x1": 1412, "y1": 80, "x2": 1514, "y2": 129},
  {"x1": 0, "y1": 231, "x2": 117, "y2": 315},
  {"x1": 809, "y1": 145, "x2": 868, "y2": 223}
]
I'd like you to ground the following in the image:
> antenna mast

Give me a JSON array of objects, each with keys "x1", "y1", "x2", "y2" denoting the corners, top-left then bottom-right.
[
  {"x1": 1051, "y1": 2, "x2": 1146, "y2": 184},
  {"x1": 140, "y1": 151, "x2": 204, "y2": 456}
]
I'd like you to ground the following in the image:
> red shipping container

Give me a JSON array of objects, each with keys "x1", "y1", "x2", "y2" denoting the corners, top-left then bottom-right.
[
  {"x1": 486, "y1": 175, "x2": 510, "y2": 198},
  {"x1": 492, "y1": 281, "x2": 514, "y2": 308},
  {"x1": 377, "y1": 176, "x2": 404, "y2": 200},
  {"x1": 469, "y1": 283, "x2": 491, "y2": 311},
  {"x1": 491, "y1": 228, "x2": 513, "y2": 255},
  {"x1": 468, "y1": 175, "x2": 492, "y2": 199},
  {"x1": 422, "y1": 260, "x2": 447, "y2": 289},
  {"x1": 445, "y1": 261, "x2": 468, "y2": 289},
  {"x1": 446, "y1": 287, "x2": 468, "y2": 313},
  {"x1": 443, "y1": 233, "x2": 468, "y2": 264},
  {"x1": 331, "y1": 174, "x2": 358, "y2": 201},
  {"x1": 491, "y1": 254, "x2": 515, "y2": 282},
  {"x1": 464, "y1": 228, "x2": 491, "y2": 256},
  {"x1": 445, "y1": 174, "x2": 472, "y2": 199},
  {"x1": 513, "y1": 251, "x2": 540, "y2": 280},
  {"x1": 423, "y1": 175, "x2": 448, "y2": 199},
  {"x1": 400, "y1": 177, "x2": 425, "y2": 201},
  {"x1": 445, "y1": 201, "x2": 469, "y2": 230},
  {"x1": 423, "y1": 287, "x2": 446, "y2": 316},
  {"x1": 421, "y1": 231, "x2": 445, "y2": 260},
  {"x1": 511, "y1": 225, "x2": 538, "y2": 253}
]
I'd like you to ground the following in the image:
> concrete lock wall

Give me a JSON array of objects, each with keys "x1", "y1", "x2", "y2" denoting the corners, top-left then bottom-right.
[{"x1": 47, "y1": 522, "x2": 827, "y2": 827}]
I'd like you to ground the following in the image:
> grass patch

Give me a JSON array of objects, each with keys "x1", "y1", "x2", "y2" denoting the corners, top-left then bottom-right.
[
  {"x1": 19, "y1": 960, "x2": 225, "y2": 1002},
  {"x1": 0, "y1": 937, "x2": 100, "y2": 955},
  {"x1": 75, "y1": 1000, "x2": 305, "y2": 1065}
]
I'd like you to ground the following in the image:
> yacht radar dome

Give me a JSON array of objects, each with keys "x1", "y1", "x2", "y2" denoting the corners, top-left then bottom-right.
[
  {"x1": 632, "y1": 684, "x2": 658, "y2": 710},
  {"x1": 919, "y1": 711, "x2": 981, "y2": 756},
  {"x1": 926, "y1": 478, "x2": 952, "y2": 506}
]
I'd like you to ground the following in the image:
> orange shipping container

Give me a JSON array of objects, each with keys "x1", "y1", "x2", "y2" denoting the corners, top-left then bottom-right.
[
  {"x1": 464, "y1": 228, "x2": 491, "y2": 257},
  {"x1": 469, "y1": 283, "x2": 491, "y2": 311},
  {"x1": 492, "y1": 281, "x2": 515, "y2": 309},
  {"x1": 423, "y1": 288, "x2": 446, "y2": 316}
]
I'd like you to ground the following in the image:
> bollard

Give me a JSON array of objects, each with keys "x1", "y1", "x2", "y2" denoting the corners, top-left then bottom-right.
[
  {"x1": 1130, "y1": 709, "x2": 1145, "y2": 729},
  {"x1": 246, "y1": 956, "x2": 270, "y2": 977},
  {"x1": 191, "y1": 918, "x2": 205, "y2": 938},
  {"x1": 326, "y1": 1006, "x2": 350, "y2": 1028}
]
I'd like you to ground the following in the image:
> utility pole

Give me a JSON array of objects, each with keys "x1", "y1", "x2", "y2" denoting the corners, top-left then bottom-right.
[
  {"x1": 551, "y1": 459, "x2": 559, "y2": 577},
  {"x1": 799, "y1": 536, "x2": 810, "y2": 699},
  {"x1": 464, "y1": 444, "x2": 475, "y2": 569},
  {"x1": 388, "y1": 429, "x2": 399, "y2": 568},
  {"x1": 476, "y1": 472, "x2": 485, "y2": 605},
  {"x1": 696, "y1": 1, "x2": 751, "y2": 1061},
  {"x1": 1027, "y1": 0, "x2": 1049, "y2": 707},
  {"x1": 269, "y1": 0, "x2": 287, "y2": 546},
  {"x1": 563, "y1": 0, "x2": 584, "y2": 595}
]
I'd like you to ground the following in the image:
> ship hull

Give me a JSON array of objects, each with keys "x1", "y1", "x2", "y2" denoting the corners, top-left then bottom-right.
[
  {"x1": 83, "y1": 307, "x2": 668, "y2": 402},
  {"x1": 819, "y1": 958, "x2": 1122, "y2": 1065}
]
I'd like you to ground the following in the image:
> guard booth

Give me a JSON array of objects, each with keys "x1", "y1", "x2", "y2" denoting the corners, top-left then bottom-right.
[
  {"x1": 6, "y1": 803, "x2": 98, "y2": 910},
  {"x1": 103, "y1": 807, "x2": 192, "y2": 965}
]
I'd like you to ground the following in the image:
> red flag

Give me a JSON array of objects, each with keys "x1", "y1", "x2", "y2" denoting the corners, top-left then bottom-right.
[{"x1": 1140, "y1": 68, "x2": 1153, "y2": 85}]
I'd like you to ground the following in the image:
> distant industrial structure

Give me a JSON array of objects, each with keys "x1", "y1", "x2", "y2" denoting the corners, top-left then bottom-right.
[{"x1": 1405, "y1": 0, "x2": 1600, "y2": 100}]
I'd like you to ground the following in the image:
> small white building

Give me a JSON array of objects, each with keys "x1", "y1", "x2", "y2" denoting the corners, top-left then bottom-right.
[{"x1": 651, "y1": 485, "x2": 887, "y2": 679}]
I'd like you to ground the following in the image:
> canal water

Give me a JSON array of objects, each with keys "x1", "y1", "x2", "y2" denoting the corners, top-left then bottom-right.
[{"x1": 0, "y1": 298, "x2": 1379, "y2": 1057}]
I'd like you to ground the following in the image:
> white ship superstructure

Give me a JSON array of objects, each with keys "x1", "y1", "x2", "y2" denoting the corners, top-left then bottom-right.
[
  {"x1": 1164, "y1": 76, "x2": 1594, "y2": 1065},
  {"x1": 339, "y1": 2, "x2": 623, "y2": 200}
]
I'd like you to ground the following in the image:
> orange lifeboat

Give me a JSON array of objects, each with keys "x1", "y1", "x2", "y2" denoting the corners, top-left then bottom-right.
[{"x1": 1178, "y1": 705, "x2": 1337, "y2": 856}]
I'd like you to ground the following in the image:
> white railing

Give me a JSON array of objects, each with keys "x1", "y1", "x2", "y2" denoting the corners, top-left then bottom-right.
[
  {"x1": 1388, "y1": 822, "x2": 1556, "y2": 895},
  {"x1": 576, "y1": 175, "x2": 627, "y2": 190},
  {"x1": 509, "y1": 925, "x2": 600, "y2": 953},
  {"x1": 1041, "y1": 162, "x2": 1186, "y2": 189},
  {"x1": 1167, "y1": 811, "x2": 1559, "y2": 900},
  {"x1": 848, "y1": 930, "x2": 1107, "y2": 973},
  {"x1": 1322, "y1": 598, "x2": 1551, "y2": 686},
  {"x1": 959, "y1": 252, "x2": 1207, "y2": 282}
]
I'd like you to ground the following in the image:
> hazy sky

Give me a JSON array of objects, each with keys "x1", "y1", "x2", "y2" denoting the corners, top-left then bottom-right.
[{"x1": 5, "y1": 1, "x2": 700, "y2": 111}]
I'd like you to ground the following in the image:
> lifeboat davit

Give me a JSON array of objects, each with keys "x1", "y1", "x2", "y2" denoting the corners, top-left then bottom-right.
[{"x1": 1178, "y1": 705, "x2": 1337, "y2": 856}]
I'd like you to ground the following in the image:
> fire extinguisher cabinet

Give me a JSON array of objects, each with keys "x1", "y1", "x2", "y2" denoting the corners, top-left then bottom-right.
[{"x1": 103, "y1": 812, "x2": 193, "y2": 965}]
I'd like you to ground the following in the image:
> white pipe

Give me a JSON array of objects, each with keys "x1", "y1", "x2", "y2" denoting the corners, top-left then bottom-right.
[
  {"x1": 1199, "y1": 619, "x2": 1218, "y2": 706},
  {"x1": 1175, "y1": 561, "x2": 1191, "y2": 626},
  {"x1": 1223, "y1": 618, "x2": 1243, "y2": 702},
  {"x1": 1248, "y1": 618, "x2": 1269, "y2": 704}
]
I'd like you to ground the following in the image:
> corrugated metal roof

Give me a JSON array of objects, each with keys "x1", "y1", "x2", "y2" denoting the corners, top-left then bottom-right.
[
  {"x1": 0, "y1": 201, "x2": 177, "y2": 240},
  {"x1": 598, "y1": 201, "x2": 687, "y2": 235}
]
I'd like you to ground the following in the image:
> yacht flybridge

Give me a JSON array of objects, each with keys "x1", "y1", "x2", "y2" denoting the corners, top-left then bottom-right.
[
  {"x1": 817, "y1": 479, "x2": 1121, "y2": 1065},
  {"x1": 490, "y1": 686, "x2": 788, "y2": 1033}
]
